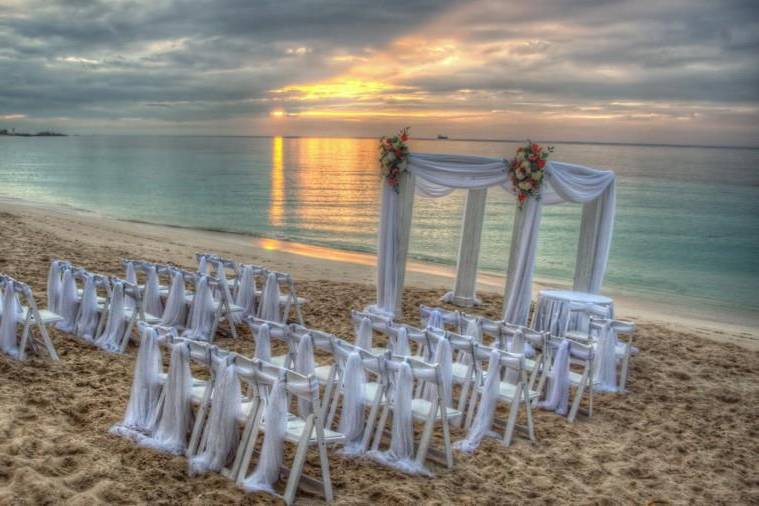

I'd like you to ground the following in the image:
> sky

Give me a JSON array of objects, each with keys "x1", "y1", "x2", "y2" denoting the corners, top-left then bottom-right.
[{"x1": 1, "y1": 0, "x2": 758, "y2": 146}]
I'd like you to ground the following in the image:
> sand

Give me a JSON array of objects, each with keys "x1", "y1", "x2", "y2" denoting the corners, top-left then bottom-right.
[{"x1": 0, "y1": 200, "x2": 757, "y2": 504}]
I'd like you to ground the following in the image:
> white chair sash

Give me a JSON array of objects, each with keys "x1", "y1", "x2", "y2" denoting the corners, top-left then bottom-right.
[
  {"x1": 538, "y1": 340, "x2": 570, "y2": 415},
  {"x1": 259, "y1": 272, "x2": 281, "y2": 323},
  {"x1": 56, "y1": 269, "x2": 79, "y2": 332},
  {"x1": 161, "y1": 271, "x2": 187, "y2": 327},
  {"x1": 454, "y1": 348, "x2": 501, "y2": 453},
  {"x1": 393, "y1": 326, "x2": 411, "y2": 356},
  {"x1": 144, "y1": 266, "x2": 164, "y2": 317},
  {"x1": 294, "y1": 334, "x2": 315, "y2": 417},
  {"x1": 189, "y1": 363, "x2": 241, "y2": 475},
  {"x1": 47, "y1": 261, "x2": 63, "y2": 315},
  {"x1": 183, "y1": 275, "x2": 215, "y2": 340},
  {"x1": 338, "y1": 351, "x2": 367, "y2": 455},
  {"x1": 110, "y1": 327, "x2": 162, "y2": 438},
  {"x1": 242, "y1": 379, "x2": 287, "y2": 493},
  {"x1": 96, "y1": 281, "x2": 126, "y2": 353},
  {"x1": 125, "y1": 262, "x2": 137, "y2": 310},
  {"x1": 355, "y1": 317, "x2": 372, "y2": 351},
  {"x1": 232, "y1": 265, "x2": 256, "y2": 323},
  {"x1": 0, "y1": 282, "x2": 19, "y2": 358},
  {"x1": 140, "y1": 343, "x2": 193, "y2": 454},
  {"x1": 75, "y1": 275, "x2": 99, "y2": 340},
  {"x1": 255, "y1": 323, "x2": 272, "y2": 362}
]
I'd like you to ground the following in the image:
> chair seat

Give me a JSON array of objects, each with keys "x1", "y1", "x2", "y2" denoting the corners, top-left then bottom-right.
[
  {"x1": 269, "y1": 354, "x2": 288, "y2": 367},
  {"x1": 254, "y1": 291, "x2": 307, "y2": 305},
  {"x1": 497, "y1": 381, "x2": 540, "y2": 401},
  {"x1": 210, "y1": 300, "x2": 244, "y2": 313},
  {"x1": 314, "y1": 364, "x2": 332, "y2": 384},
  {"x1": 569, "y1": 371, "x2": 600, "y2": 386},
  {"x1": 451, "y1": 361, "x2": 472, "y2": 382},
  {"x1": 524, "y1": 357, "x2": 538, "y2": 371},
  {"x1": 76, "y1": 289, "x2": 106, "y2": 304},
  {"x1": 191, "y1": 384, "x2": 208, "y2": 403},
  {"x1": 24, "y1": 308, "x2": 64, "y2": 325},
  {"x1": 615, "y1": 342, "x2": 639, "y2": 357},
  {"x1": 410, "y1": 398, "x2": 462, "y2": 420},
  {"x1": 123, "y1": 308, "x2": 161, "y2": 324},
  {"x1": 362, "y1": 382, "x2": 383, "y2": 404},
  {"x1": 284, "y1": 417, "x2": 345, "y2": 444}
]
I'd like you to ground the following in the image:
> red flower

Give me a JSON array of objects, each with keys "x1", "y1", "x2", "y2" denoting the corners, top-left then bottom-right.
[
  {"x1": 400, "y1": 132, "x2": 408, "y2": 142},
  {"x1": 518, "y1": 193, "x2": 527, "y2": 202},
  {"x1": 537, "y1": 159, "x2": 546, "y2": 169}
]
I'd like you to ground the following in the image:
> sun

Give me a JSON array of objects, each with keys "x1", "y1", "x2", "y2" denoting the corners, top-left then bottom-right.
[{"x1": 270, "y1": 110, "x2": 286, "y2": 118}]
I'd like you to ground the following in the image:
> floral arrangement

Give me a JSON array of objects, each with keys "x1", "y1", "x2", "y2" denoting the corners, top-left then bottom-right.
[
  {"x1": 509, "y1": 140, "x2": 554, "y2": 206},
  {"x1": 379, "y1": 127, "x2": 410, "y2": 192}
]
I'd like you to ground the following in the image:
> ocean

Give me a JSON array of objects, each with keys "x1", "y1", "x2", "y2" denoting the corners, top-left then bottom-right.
[{"x1": 1, "y1": 135, "x2": 757, "y2": 322}]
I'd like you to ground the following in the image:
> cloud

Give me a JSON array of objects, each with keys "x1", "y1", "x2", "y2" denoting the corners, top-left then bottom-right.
[{"x1": 0, "y1": 0, "x2": 757, "y2": 144}]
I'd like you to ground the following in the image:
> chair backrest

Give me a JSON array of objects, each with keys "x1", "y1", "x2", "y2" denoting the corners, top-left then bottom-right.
[
  {"x1": 383, "y1": 323, "x2": 426, "y2": 357},
  {"x1": 351, "y1": 310, "x2": 393, "y2": 333},
  {"x1": 462, "y1": 313, "x2": 502, "y2": 345},
  {"x1": 289, "y1": 324, "x2": 337, "y2": 356},
  {"x1": 419, "y1": 305, "x2": 462, "y2": 332},
  {"x1": 471, "y1": 343, "x2": 524, "y2": 383}
]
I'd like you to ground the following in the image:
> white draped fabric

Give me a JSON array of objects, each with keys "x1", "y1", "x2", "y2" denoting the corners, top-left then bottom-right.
[
  {"x1": 354, "y1": 317, "x2": 372, "y2": 351},
  {"x1": 144, "y1": 266, "x2": 164, "y2": 317},
  {"x1": 242, "y1": 379, "x2": 287, "y2": 493},
  {"x1": 231, "y1": 265, "x2": 256, "y2": 324},
  {"x1": 56, "y1": 269, "x2": 79, "y2": 332},
  {"x1": 161, "y1": 272, "x2": 187, "y2": 327},
  {"x1": 47, "y1": 261, "x2": 64, "y2": 315},
  {"x1": 259, "y1": 272, "x2": 281, "y2": 323},
  {"x1": 189, "y1": 363, "x2": 241, "y2": 476},
  {"x1": 338, "y1": 352, "x2": 367, "y2": 455},
  {"x1": 294, "y1": 335, "x2": 315, "y2": 417},
  {"x1": 372, "y1": 152, "x2": 616, "y2": 323},
  {"x1": 183, "y1": 276, "x2": 215, "y2": 340},
  {"x1": 96, "y1": 281, "x2": 126, "y2": 353},
  {"x1": 76, "y1": 275, "x2": 100, "y2": 341},
  {"x1": 0, "y1": 283, "x2": 20, "y2": 358},
  {"x1": 125, "y1": 263, "x2": 137, "y2": 310},
  {"x1": 110, "y1": 327, "x2": 162, "y2": 439},
  {"x1": 140, "y1": 343, "x2": 193, "y2": 454},
  {"x1": 454, "y1": 348, "x2": 501, "y2": 453}
]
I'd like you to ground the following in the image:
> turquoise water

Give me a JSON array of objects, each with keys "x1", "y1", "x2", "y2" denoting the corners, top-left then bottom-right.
[{"x1": 1, "y1": 135, "x2": 758, "y2": 320}]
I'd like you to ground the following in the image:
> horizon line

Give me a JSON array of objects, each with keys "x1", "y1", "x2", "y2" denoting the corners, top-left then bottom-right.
[{"x1": 4, "y1": 131, "x2": 758, "y2": 150}]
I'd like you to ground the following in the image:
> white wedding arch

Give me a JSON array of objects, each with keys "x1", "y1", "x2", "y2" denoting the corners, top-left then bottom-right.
[{"x1": 367, "y1": 151, "x2": 616, "y2": 325}]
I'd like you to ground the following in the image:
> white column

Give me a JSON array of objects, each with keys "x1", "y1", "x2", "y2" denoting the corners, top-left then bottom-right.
[
  {"x1": 502, "y1": 198, "x2": 543, "y2": 326},
  {"x1": 393, "y1": 171, "x2": 416, "y2": 315},
  {"x1": 449, "y1": 188, "x2": 487, "y2": 307}
]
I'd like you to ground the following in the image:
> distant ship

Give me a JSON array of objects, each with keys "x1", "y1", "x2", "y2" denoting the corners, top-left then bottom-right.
[{"x1": 437, "y1": 134, "x2": 449, "y2": 140}]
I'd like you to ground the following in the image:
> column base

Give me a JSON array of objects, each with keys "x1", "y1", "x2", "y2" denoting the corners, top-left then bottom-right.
[{"x1": 441, "y1": 291, "x2": 482, "y2": 308}]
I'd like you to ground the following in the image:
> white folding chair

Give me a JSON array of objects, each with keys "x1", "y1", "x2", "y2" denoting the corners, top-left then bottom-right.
[
  {"x1": 232, "y1": 358, "x2": 343, "y2": 504},
  {"x1": 371, "y1": 355, "x2": 458, "y2": 471},
  {"x1": 0, "y1": 275, "x2": 61, "y2": 360},
  {"x1": 246, "y1": 316, "x2": 294, "y2": 368},
  {"x1": 465, "y1": 343, "x2": 537, "y2": 446},
  {"x1": 419, "y1": 304, "x2": 463, "y2": 332}
]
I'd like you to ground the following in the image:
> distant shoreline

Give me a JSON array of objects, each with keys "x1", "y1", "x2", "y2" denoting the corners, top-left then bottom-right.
[
  {"x1": 0, "y1": 130, "x2": 67, "y2": 137},
  {"x1": 2, "y1": 132, "x2": 754, "y2": 150}
]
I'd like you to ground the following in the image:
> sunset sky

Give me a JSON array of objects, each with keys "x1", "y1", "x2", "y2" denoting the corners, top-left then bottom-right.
[{"x1": 1, "y1": 0, "x2": 757, "y2": 145}]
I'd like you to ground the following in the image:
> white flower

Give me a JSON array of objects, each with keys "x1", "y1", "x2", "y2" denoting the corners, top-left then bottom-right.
[{"x1": 520, "y1": 160, "x2": 530, "y2": 171}]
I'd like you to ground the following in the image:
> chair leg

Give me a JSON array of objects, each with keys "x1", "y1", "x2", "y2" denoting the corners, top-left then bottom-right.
[
  {"x1": 619, "y1": 346, "x2": 631, "y2": 392},
  {"x1": 283, "y1": 416, "x2": 313, "y2": 505},
  {"x1": 18, "y1": 323, "x2": 31, "y2": 361},
  {"x1": 371, "y1": 404, "x2": 390, "y2": 451},
  {"x1": 313, "y1": 415, "x2": 334, "y2": 503},
  {"x1": 361, "y1": 388, "x2": 383, "y2": 453},
  {"x1": 440, "y1": 405, "x2": 453, "y2": 469},
  {"x1": 456, "y1": 380, "x2": 471, "y2": 428},
  {"x1": 235, "y1": 399, "x2": 264, "y2": 484},
  {"x1": 503, "y1": 385, "x2": 522, "y2": 447},
  {"x1": 523, "y1": 385, "x2": 536, "y2": 442},
  {"x1": 415, "y1": 401, "x2": 437, "y2": 466}
]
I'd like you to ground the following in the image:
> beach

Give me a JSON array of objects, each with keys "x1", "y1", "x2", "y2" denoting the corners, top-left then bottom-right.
[{"x1": 0, "y1": 198, "x2": 757, "y2": 504}]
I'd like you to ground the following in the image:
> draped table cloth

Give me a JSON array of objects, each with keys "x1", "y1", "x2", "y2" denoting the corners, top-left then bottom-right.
[{"x1": 531, "y1": 289, "x2": 613, "y2": 337}]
